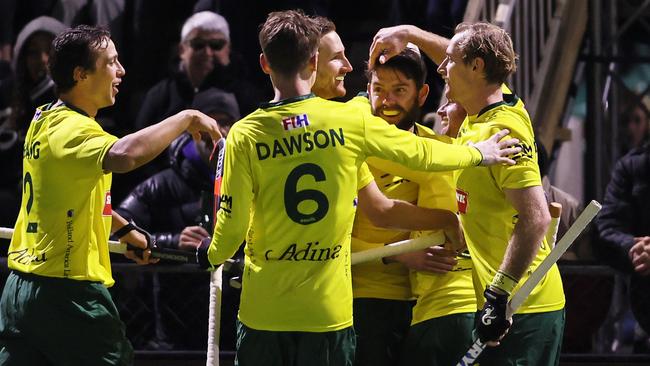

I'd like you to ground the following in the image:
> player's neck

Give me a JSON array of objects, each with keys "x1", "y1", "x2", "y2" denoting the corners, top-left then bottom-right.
[
  {"x1": 59, "y1": 90, "x2": 98, "y2": 118},
  {"x1": 270, "y1": 77, "x2": 313, "y2": 102},
  {"x1": 462, "y1": 85, "x2": 503, "y2": 116}
]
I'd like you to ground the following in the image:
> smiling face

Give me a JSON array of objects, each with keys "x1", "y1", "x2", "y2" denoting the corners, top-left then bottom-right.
[
  {"x1": 368, "y1": 66, "x2": 428, "y2": 130},
  {"x1": 82, "y1": 38, "x2": 125, "y2": 109},
  {"x1": 437, "y1": 32, "x2": 475, "y2": 107},
  {"x1": 312, "y1": 31, "x2": 353, "y2": 100}
]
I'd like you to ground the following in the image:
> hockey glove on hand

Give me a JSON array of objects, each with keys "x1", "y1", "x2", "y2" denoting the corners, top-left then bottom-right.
[
  {"x1": 476, "y1": 286, "x2": 512, "y2": 343},
  {"x1": 196, "y1": 237, "x2": 215, "y2": 270}
]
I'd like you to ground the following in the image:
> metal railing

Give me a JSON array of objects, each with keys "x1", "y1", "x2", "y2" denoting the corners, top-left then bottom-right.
[{"x1": 463, "y1": 0, "x2": 588, "y2": 153}]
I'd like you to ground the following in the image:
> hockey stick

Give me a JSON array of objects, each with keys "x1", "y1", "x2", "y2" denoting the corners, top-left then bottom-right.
[
  {"x1": 455, "y1": 200, "x2": 601, "y2": 366},
  {"x1": 0, "y1": 227, "x2": 198, "y2": 263},
  {"x1": 351, "y1": 231, "x2": 446, "y2": 265},
  {"x1": 207, "y1": 137, "x2": 227, "y2": 366},
  {"x1": 546, "y1": 202, "x2": 562, "y2": 248}
]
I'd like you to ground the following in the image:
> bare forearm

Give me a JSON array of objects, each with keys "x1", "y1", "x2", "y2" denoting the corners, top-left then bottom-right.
[
  {"x1": 103, "y1": 110, "x2": 197, "y2": 173},
  {"x1": 500, "y1": 213, "x2": 550, "y2": 279},
  {"x1": 405, "y1": 26, "x2": 449, "y2": 65},
  {"x1": 382, "y1": 201, "x2": 457, "y2": 231},
  {"x1": 111, "y1": 210, "x2": 129, "y2": 232}
]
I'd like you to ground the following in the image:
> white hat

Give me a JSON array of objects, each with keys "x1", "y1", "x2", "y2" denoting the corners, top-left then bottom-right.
[{"x1": 181, "y1": 11, "x2": 230, "y2": 42}]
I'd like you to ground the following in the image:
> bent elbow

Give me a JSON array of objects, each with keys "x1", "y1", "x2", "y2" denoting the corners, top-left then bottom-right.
[{"x1": 103, "y1": 148, "x2": 138, "y2": 173}]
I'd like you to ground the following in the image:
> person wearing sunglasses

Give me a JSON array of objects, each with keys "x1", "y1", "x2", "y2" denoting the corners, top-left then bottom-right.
[
  {"x1": 136, "y1": 11, "x2": 232, "y2": 132},
  {"x1": 134, "y1": 11, "x2": 263, "y2": 183}
]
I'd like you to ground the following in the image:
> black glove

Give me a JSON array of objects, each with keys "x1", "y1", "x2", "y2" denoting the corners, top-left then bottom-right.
[
  {"x1": 476, "y1": 286, "x2": 512, "y2": 342},
  {"x1": 196, "y1": 236, "x2": 214, "y2": 270},
  {"x1": 113, "y1": 221, "x2": 157, "y2": 259}
]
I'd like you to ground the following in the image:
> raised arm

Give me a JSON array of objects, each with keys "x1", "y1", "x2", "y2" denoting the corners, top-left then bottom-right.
[
  {"x1": 369, "y1": 25, "x2": 450, "y2": 68},
  {"x1": 103, "y1": 109, "x2": 221, "y2": 173}
]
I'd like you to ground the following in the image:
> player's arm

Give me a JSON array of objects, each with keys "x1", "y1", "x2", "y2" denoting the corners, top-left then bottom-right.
[
  {"x1": 103, "y1": 110, "x2": 221, "y2": 173},
  {"x1": 498, "y1": 186, "x2": 551, "y2": 284},
  {"x1": 111, "y1": 210, "x2": 157, "y2": 265},
  {"x1": 362, "y1": 113, "x2": 519, "y2": 169},
  {"x1": 369, "y1": 25, "x2": 449, "y2": 68},
  {"x1": 205, "y1": 131, "x2": 252, "y2": 266},
  {"x1": 357, "y1": 181, "x2": 459, "y2": 232}
]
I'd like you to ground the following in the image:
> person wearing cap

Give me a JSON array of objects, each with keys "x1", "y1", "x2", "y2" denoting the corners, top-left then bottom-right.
[{"x1": 117, "y1": 87, "x2": 241, "y2": 350}]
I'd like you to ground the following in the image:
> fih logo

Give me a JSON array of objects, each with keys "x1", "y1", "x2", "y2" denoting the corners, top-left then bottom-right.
[{"x1": 282, "y1": 114, "x2": 310, "y2": 131}]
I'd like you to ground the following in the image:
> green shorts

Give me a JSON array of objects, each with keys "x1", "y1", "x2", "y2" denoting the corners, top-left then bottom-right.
[
  {"x1": 353, "y1": 298, "x2": 414, "y2": 366},
  {"x1": 0, "y1": 271, "x2": 133, "y2": 366},
  {"x1": 400, "y1": 312, "x2": 475, "y2": 366},
  {"x1": 475, "y1": 309, "x2": 565, "y2": 366},
  {"x1": 235, "y1": 320, "x2": 355, "y2": 366}
]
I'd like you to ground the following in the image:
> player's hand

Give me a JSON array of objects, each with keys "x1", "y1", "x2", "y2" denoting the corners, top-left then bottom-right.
[
  {"x1": 184, "y1": 110, "x2": 222, "y2": 143},
  {"x1": 471, "y1": 129, "x2": 521, "y2": 166},
  {"x1": 196, "y1": 236, "x2": 216, "y2": 270},
  {"x1": 394, "y1": 246, "x2": 457, "y2": 273},
  {"x1": 122, "y1": 229, "x2": 159, "y2": 265},
  {"x1": 368, "y1": 25, "x2": 415, "y2": 69},
  {"x1": 179, "y1": 226, "x2": 210, "y2": 251},
  {"x1": 630, "y1": 236, "x2": 650, "y2": 276},
  {"x1": 443, "y1": 218, "x2": 466, "y2": 253},
  {"x1": 477, "y1": 286, "x2": 512, "y2": 346}
]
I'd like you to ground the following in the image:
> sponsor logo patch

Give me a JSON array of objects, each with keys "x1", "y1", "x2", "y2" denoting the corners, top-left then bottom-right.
[
  {"x1": 456, "y1": 188, "x2": 468, "y2": 214},
  {"x1": 103, "y1": 192, "x2": 112, "y2": 216}
]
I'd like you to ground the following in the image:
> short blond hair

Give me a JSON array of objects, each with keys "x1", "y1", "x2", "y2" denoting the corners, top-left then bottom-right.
[{"x1": 454, "y1": 22, "x2": 517, "y2": 85}]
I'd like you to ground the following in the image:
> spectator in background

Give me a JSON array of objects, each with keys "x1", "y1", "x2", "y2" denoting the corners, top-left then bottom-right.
[
  {"x1": 597, "y1": 139, "x2": 650, "y2": 352},
  {"x1": 117, "y1": 88, "x2": 240, "y2": 350},
  {"x1": 6, "y1": 16, "x2": 66, "y2": 134},
  {"x1": 136, "y1": 11, "x2": 259, "y2": 133},
  {"x1": 620, "y1": 96, "x2": 650, "y2": 156},
  {"x1": 0, "y1": 16, "x2": 66, "y2": 229},
  {"x1": 135, "y1": 11, "x2": 232, "y2": 132}
]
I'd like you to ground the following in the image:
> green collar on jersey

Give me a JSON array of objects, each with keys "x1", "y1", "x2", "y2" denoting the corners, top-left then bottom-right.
[
  {"x1": 260, "y1": 93, "x2": 316, "y2": 109},
  {"x1": 48, "y1": 99, "x2": 90, "y2": 117},
  {"x1": 476, "y1": 92, "x2": 519, "y2": 118}
]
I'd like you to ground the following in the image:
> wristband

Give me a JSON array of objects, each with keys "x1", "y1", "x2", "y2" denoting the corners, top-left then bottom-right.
[
  {"x1": 113, "y1": 220, "x2": 155, "y2": 251},
  {"x1": 491, "y1": 270, "x2": 518, "y2": 294},
  {"x1": 113, "y1": 221, "x2": 136, "y2": 239}
]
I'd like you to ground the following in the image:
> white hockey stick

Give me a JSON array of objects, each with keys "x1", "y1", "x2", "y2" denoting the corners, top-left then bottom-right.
[
  {"x1": 350, "y1": 231, "x2": 446, "y2": 265},
  {"x1": 455, "y1": 200, "x2": 601, "y2": 366},
  {"x1": 207, "y1": 137, "x2": 227, "y2": 366},
  {"x1": 0, "y1": 227, "x2": 198, "y2": 263},
  {"x1": 206, "y1": 266, "x2": 223, "y2": 366}
]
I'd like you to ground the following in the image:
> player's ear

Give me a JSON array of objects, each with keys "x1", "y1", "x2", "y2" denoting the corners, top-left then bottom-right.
[
  {"x1": 308, "y1": 51, "x2": 318, "y2": 72},
  {"x1": 418, "y1": 83, "x2": 430, "y2": 107},
  {"x1": 472, "y1": 57, "x2": 485, "y2": 73},
  {"x1": 73, "y1": 66, "x2": 87, "y2": 82},
  {"x1": 259, "y1": 53, "x2": 271, "y2": 75}
]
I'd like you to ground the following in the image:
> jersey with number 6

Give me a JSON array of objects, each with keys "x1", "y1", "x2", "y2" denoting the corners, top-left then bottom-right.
[
  {"x1": 8, "y1": 102, "x2": 118, "y2": 286},
  {"x1": 206, "y1": 93, "x2": 484, "y2": 332}
]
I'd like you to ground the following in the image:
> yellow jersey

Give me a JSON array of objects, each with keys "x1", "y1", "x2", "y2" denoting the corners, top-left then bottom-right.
[
  {"x1": 9, "y1": 101, "x2": 118, "y2": 286},
  {"x1": 206, "y1": 94, "x2": 484, "y2": 332},
  {"x1": 455, "y1": 92, "x2": 565, "y2": 313}
]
